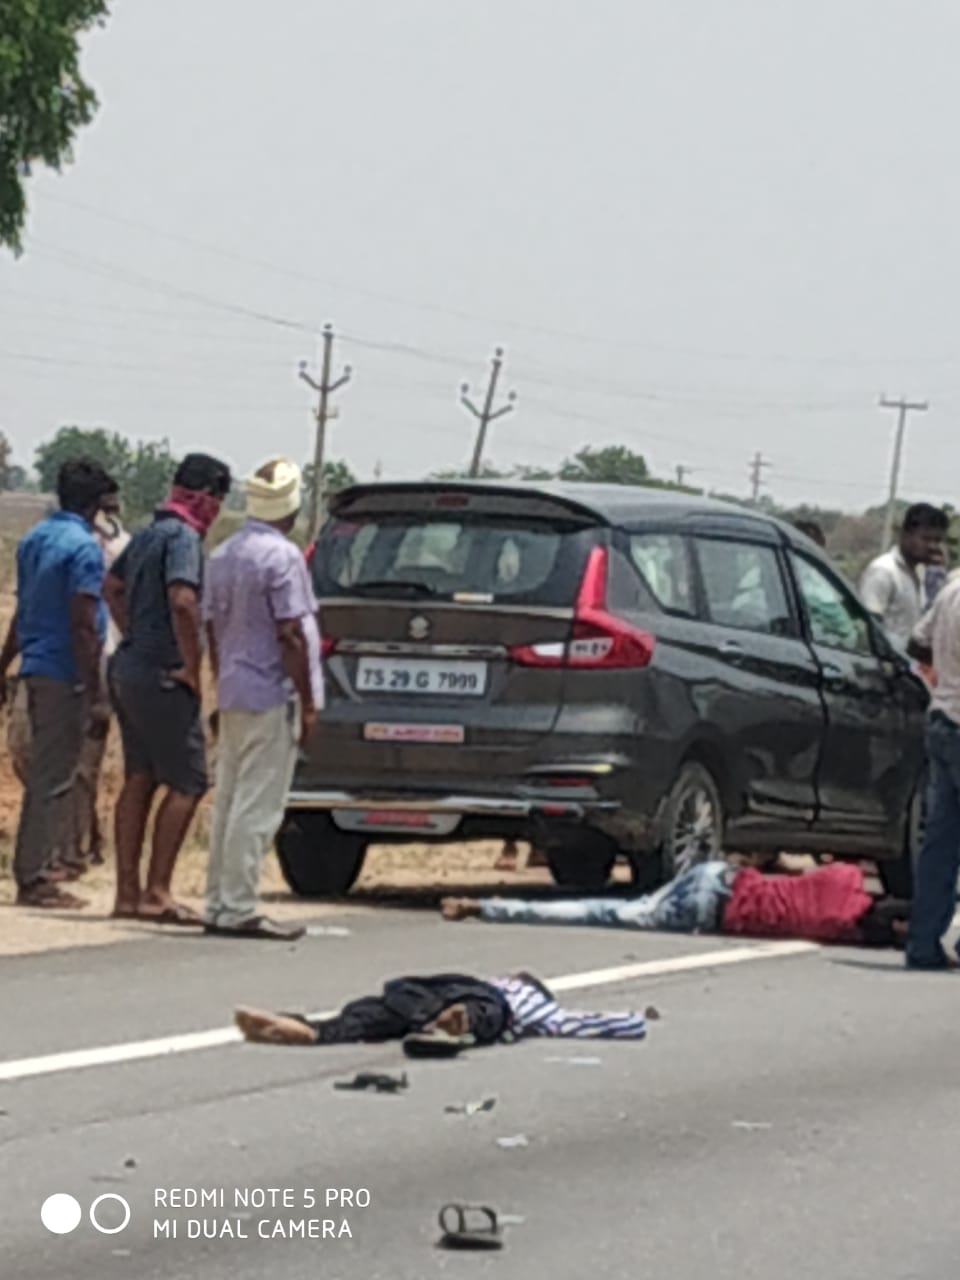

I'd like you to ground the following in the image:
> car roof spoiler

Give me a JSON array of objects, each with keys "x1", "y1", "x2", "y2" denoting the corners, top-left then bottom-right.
[{"x1": 328, "y1": 482, "x2": 610, "y2": 527}]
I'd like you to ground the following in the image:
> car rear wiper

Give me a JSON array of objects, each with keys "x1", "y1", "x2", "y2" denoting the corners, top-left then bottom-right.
[{"x1": 352, "y1": 579, "x2": 439, "y2": 598}]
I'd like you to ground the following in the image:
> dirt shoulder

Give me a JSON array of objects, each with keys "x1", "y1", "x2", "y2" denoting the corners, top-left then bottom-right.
[{"x1": 0, "y1": 840, "x2": 563, "y2": 960}]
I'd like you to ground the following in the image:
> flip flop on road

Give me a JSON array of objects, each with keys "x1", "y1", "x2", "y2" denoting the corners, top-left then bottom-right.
[{"x1": 137, "y1": 903, "x2": 204, "y2": 928}]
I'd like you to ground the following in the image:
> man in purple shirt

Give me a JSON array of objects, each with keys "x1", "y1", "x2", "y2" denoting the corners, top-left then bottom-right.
[{"x1": 203, "y1": 458, "x2": 323, "y2": 941}]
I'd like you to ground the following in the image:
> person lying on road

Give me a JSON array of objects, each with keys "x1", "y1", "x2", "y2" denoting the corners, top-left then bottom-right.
[
  {"x1": 441, "y1": 860, "x2": 910, "y2": 947},
  {"x1": 235, "y1": 971, "x2": 654, "y2": 1049}
]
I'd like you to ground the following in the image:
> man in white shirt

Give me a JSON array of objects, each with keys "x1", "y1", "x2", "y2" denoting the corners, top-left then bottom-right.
[
  {"x1": 859, "y1": 503, "x2": 948, "y2": 649},
  {"x1": 905, "y1": 571, "x2": 960, "y2": 969},
  {"x1": 74, "y1": 489, "x2": 131, "y2": 865}
]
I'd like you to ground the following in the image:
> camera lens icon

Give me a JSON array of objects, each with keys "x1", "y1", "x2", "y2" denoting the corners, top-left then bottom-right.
[
  {"x1": 41, "y1": 1195, "x2": 82, "y2": 1235},
  {"x1": 41, "y1": 1193, "x2": 131, "y2": 1236}
]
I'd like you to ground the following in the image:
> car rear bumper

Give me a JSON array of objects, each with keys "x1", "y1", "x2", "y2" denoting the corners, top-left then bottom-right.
[{"x1": 286, "y1": 789, "x2": 620, "y2": 820}]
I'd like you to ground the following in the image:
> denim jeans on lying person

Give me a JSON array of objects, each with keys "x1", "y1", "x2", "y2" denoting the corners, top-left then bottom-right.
[
  {"x1": 478, "y1": 860, "x2": 736, "y2": 932},
  {"x1": 906, "y1": 713, "x2": 960, "y2": 968}
]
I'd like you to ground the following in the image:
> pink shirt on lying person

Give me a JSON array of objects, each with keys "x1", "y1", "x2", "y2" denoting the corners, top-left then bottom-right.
[
  {"x1": 203, "y1": 519, "x2": 324, "y2": 713},
  {"x1": 723, "y1": 862, "x2": 873, "y2": 944}
]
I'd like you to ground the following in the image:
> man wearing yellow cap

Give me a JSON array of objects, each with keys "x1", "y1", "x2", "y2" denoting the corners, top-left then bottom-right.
[{"x1": 202, "y1": 458, "x2": 323, "y2": 940}]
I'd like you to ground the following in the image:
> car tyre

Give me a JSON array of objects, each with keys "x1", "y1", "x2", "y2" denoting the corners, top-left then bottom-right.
[
  {"x1": 658, "y1": 760, "x2": 725, "y2": 881},
  {"x1": 545, "y1": 833, "x2": 617, "y2": 890},
  {"x1": 275, "y1": 812, "x2": 367, "y2": 898},
  {"x1": 878, "y1": 776, "x2": 925, "y2": 900}
]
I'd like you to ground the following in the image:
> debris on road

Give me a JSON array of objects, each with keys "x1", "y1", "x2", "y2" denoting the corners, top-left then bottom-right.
[
  {"x1": 496, "y1": 1134, "x2": 530, "y2": 1149},
  {"x1": 445, "y1": 1096, "x2": 497, "y2": 1116},
  {"x1": 305, "y1": 925, "x2": 353, "y2": 938},
  {"x1": 437, "y1": 1203, "x2": 503, "y2": 1251},
  {"x1": 334, "y1": 1071, "x2": 409, "y2": 1095},
  {"x1": 732, "y1": 1120, "x2": 773, "y2": 1131},
  {"x1": 123, "y1": 1157, "x2": 138, "y2": 1169},
  {"x1": 645, "y1": 1005, "x2": 662, "y2": 1021},
  {"x1": 545, "y1": 1055, "x2": 603, "y2": 1067}
]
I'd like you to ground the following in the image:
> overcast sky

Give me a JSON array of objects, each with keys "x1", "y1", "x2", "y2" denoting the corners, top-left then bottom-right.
[{"x1": 3, "y1": 0, "x2": 960, "y2": 510}]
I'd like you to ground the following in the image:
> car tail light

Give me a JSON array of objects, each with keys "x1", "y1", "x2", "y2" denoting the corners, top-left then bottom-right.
[
  {"x1": 510, "y1": 547, "x2": 655, "y2": 670},
  {"x1": 321, "y1": 636, "x2": 338, "y2": 658}
]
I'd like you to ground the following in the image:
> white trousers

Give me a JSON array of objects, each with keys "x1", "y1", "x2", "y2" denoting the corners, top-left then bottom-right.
[{"x1": 206, "y1": 701, "x2": 299, "y2": 927}]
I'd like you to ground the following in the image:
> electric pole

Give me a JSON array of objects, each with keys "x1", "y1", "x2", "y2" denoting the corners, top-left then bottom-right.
[
  {"x1": 878, "y1": 395, "x2": 928, "y2": 552},
  {"x1": 749, "y1": 452, "x2": 771, "y2": 504},
  {"x1": 676, "y1": 464, "x2": 693, "y2": 488},
  {"x1": 299, "y1": 323, "x2": 352, "y2": 533},
  {"x1": 460, "y1": 346, "x2": 517, "y2": 477}
]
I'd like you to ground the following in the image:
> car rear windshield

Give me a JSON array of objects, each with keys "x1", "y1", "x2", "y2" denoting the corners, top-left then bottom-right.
[{"x1": 313, "y1": 513, "x2": 599, "y2": 606}]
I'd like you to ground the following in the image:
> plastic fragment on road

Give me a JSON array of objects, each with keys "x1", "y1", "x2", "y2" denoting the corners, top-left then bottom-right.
[
  {"x1": 333, "y1": 1071, "x2": 409, "y2": 1095},
  {"x1": 305, "y1": 925, "x2": 352, "y2": 937},
  {"x1": 496, "y1": 1134, "x2": 530, "y2": 1149},
  {"x1": 445, "y1": 1096, "x2": 497, "y2": 1116},
  {"x1": 732, "y1": 1120, "x2": 772, "y2": 1131},
  {"x1": 437, "y1": 1203, "x2": 503, "y2": 1251},
  {"x1": 545, "y1": 1056, "x2": 603, "y2": 1066}
]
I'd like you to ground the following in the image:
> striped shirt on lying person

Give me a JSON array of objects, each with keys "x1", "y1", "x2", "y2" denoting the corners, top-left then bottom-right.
[{"x1": 491, "y1": 973, "x2": 648, "y2": 1042}]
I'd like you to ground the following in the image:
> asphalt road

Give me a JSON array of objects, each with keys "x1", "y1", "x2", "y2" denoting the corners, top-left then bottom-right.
[{"x1": 1, "y1": 904, "x2": 958, "y2": 1280}]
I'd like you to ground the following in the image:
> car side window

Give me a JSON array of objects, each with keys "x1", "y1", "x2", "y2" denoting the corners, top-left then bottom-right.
[
  {"x1": 696, "y1": 538, "x2": 792, "y2": 636},
  {"x1": 629, "y1": 534, "x2": 696, "y2": 617},
  {"x1": 790, "y1": 553, "x2": 874, "y2": 656}
]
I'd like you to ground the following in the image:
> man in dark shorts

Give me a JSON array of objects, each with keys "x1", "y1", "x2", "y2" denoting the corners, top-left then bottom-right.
[{"x1": 104, "y1": 453, "x2": 231, "y2": 924}]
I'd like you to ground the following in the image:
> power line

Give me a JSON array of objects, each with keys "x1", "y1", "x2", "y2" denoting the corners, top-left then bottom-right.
[{"x1": 34, "y1": 193, "x2": 960, "y2": 370}]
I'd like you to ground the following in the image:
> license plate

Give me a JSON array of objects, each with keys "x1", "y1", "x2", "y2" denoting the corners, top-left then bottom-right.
[
  {"x1": 332, "y1": 809, "x2": 462, "y2": 836},
  {"x1": 355, "y1": 657, "x2": 488, "y2": 697},
  {"x1": 364, "y1": 723, "x2": 465, "y2": 744}
]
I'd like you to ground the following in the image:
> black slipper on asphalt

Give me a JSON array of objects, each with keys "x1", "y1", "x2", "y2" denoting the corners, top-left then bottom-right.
[
  {"x1": 403, "y1": 1030, "x2": 474, "y2": 1059},
  {"x1": 205, "y1": 916, "x2": 306, "y2": 941}
]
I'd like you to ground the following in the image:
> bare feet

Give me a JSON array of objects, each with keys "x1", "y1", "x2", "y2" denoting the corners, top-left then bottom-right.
[
  {"x1": 429, "y1": 1003, "x2": 471, "y2": 1037},
  {"x1": 440, "y1": 897, "x2": 482, "y2": 921},
  {"x1": 235, "y1": 1007, "x2": 319, "y2": 1046}
]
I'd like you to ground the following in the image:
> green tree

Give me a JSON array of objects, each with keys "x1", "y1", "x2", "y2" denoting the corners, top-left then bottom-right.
[
  {"x1": 558, "y1": 445, "x2": 650, "y2": 485},
  {"x1": 120, "y1": 439, "x2": 178, "y2": 518},
  {"x1": 430, "y1": 463, "x2": 511, "y2": 481},
  {"x1": 34, "y1": 426, "x2": 177, "y2": 521},
  {"x1": 302, "y1": 457, "x2": 357, "y2": 507},
  {"x1": 0, "y1": 1, "x2": 110, "y2": 252}
]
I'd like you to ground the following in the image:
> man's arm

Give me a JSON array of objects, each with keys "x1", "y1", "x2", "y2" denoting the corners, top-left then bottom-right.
[
  {"x1": 69, "y1": 594, "x2": 104, "y2": 699},
  {"x1": 205, "y1": 622, "x2": 219, "y2": 682},
  {"x1": 276, "y1": 618, "x2": 316, "y2": 748},
  {"x1": 0, "y1": 617, "x2": 20, "y2": 707},
  {"x1": 168, "y1": 583, "x2": 202, "y2": 697},
  {"x1": 103, "y1": 571, "x2": 127, "y2": 637}
]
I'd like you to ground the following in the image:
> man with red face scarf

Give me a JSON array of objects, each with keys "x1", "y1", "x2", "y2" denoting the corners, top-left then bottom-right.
[{"x1": 104, "y1": 453, "x2": 231, "y2": 924}]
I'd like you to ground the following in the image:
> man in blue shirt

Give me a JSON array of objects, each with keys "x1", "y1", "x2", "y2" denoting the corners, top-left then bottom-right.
[
  {"x1": 104, "y1": 453, "x2": 231, "y2": 925},
  {"x1": 0, "y1": 459, "x2": 118, "y2": 908}
]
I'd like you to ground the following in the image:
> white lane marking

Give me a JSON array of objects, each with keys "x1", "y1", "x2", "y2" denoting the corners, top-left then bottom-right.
[
  {"x1": 0, "y1": 940, "x2": 817, "y2": 1084},
  {"x1": 546, "y1": 939, "x2": 818, "y2": 992}
]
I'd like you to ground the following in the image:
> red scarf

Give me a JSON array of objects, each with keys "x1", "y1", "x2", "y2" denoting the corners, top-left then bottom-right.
[{"x1": 159, "y1": 485, "x2": 221, "y2": 537}]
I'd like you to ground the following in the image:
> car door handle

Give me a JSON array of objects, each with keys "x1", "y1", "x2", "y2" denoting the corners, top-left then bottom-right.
[
  {"x1": 720, "y1": 640, "x2": 745, "y2": 661},
  {"x1": 821, "y1": 661, "x2": 850, "y2": 693}
]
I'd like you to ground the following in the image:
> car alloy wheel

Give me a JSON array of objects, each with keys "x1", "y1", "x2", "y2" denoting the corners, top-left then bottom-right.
[{"x1": 663, "y1": 762, "x2": 724, "y2": 879}]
